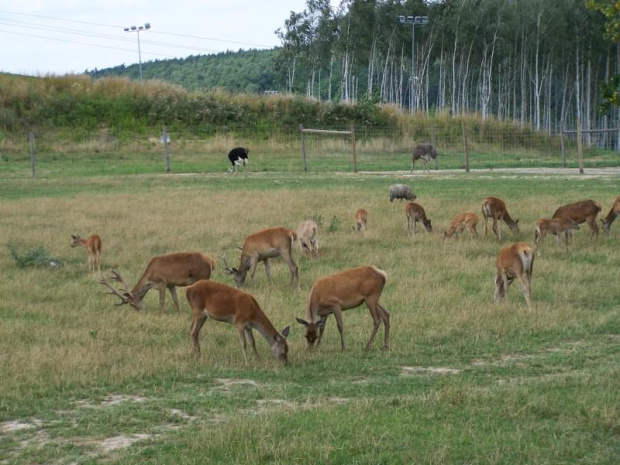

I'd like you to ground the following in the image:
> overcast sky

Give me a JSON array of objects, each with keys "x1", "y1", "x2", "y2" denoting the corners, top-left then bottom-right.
[{"x1": 0, "y1": 1, "x2": 337, "y2": 76}]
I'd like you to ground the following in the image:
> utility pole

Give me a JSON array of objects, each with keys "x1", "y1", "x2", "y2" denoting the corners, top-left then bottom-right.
[{"x1": 124, "y1": 22, "x2": 151, "y2": 81}]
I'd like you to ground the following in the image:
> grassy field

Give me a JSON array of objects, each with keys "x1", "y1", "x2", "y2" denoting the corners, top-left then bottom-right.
[{"x1": 1, "y1": 168, "x2": 619, "y2": 464}]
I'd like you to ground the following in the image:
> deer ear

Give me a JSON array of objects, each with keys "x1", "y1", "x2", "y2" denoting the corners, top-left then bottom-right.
[
  {"x1": 296, "y1": 317, "x2": 308, "y2": 326},
  {"x1": 317, "y1": 316, "x2": 328, "y2": 327},
  {"x1": 71, "y1": 234, "x2": 77, "y2": 239},
  {"x1": 281, "y1": 326, "x2": 290, "y2": 337},
  {"x1": 244, "y1": 259, "x2": 252, "y2": 271}
]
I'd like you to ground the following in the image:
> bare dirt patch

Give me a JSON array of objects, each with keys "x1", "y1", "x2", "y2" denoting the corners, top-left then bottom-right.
[
  {"x1": 73, "y1": 394, "x2": 147, "y2": 409},
  {"x1": 99, "y1": 433, "x2": 154, "y2": 453},
  {"x1": 401, "y1": 366, "x2": 461, "y2": 375},
  {"x1": 0, "y1": 419, "x2": 43, "y2": 433}
]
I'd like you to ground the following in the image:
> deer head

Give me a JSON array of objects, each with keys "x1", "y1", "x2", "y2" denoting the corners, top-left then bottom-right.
[
  {"x1": 99, "y1": 271, "x2": 145, "y2": 311},
  {"x1": 295, "y1": 316, "x2": 328, "y2": 347},
  {"x1": 220, "y1": 253, "x2": 251, "y2": 288}
]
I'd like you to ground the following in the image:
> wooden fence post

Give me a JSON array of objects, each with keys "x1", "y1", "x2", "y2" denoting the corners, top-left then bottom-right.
[
  {"x1": 461, "y1": 121, "x2": 470, "y2": 173},
  {"x1": 577, "y1": 119, "x2": 583, "y2": 174},
  {"x1": 162, "y1": 125, "x2": 171, "y2": 173},
  {"x1": 299, "y1": 124, "x2": 308, "y2": 172},
  {"x1": 351, "y1": 124, "x2": 358, "y2": 173},
  {"x1": 28, "y1": 131, "x2": 36, "y2": 178},
  {"x1": 560, "y1": 126, "x2": 566, "y2": 168}
]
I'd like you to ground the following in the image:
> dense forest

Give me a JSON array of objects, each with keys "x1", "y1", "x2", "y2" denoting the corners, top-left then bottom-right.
[{"x1": 89, "y1": 1, "x2": 618, "y2": 141}]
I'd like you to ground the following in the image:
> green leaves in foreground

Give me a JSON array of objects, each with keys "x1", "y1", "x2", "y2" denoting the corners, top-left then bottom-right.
[{"x1": 6, "y1": 243, "x2": 63, "y2": 269}]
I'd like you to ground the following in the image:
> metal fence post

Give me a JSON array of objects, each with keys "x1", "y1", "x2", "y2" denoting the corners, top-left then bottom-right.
[
  {"x1": 461, "y1": 121, "x2": 470, "y2": 173},
  {"x1": 577, "y1": 119, "x2": 583, "y2": 174},
  {"x1": 351, "y1": 124, "x2": 358, "y2": 173},
  {"x1": 163, "y1": 125, "x2": 171, "y2": 173},
  {"x1": 299, "y1": 124, "x2": 308, "y2": 172}
]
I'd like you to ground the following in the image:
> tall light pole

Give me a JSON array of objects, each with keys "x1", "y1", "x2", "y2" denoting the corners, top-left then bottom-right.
[
  {"x1": 124, "y1": 22, "x2": 151, "y2": 81},
  {"x1": 398, "y1": 15, "x2": 428, "y2": 112}
]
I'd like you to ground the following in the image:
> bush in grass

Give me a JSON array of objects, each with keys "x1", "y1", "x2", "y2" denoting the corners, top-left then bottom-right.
[{"x1": 7, "y1": 244, "x2": 63, "y2": 269}]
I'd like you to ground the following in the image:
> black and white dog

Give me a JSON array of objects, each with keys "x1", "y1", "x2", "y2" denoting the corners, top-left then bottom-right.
[{"x1": 227, "y1": 147, "x2": 249, "y2": 173}]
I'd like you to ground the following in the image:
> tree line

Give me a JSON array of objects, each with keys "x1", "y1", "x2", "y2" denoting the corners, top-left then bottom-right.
[{"x1": 88, "y1": 1, "x2": 619, "y2": 146}]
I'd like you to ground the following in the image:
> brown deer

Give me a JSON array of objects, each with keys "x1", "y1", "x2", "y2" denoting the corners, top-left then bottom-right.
[
  {"x1": 534, "y1": 218, "x2": 580, "y2": 250},
  {"x1": 481, "y1": 197, "x2": 520, "y2": 240},
  {"x1": 295, "y1": 265, "x2": 390, "y2": 352},
  {"x1": 552, "y1": 199, "x2": 601, "y2": 240},
  {"x1": 354, "y1": 208, "x2": 368, "y2": 233},
  {"x1": 99, "y1": 252, "x2": 215, "y2": 312},
  {"x1": 494, "y1": 242, "x2": 534, "y2": 309},
  {"x1": 221, "y1": 227, "x2": 299, "y2": 289},
  {"x1": 296, "y1": 220, "x2": 319, "y2": 257},
  {"x1": 405, "y1": 202, "x2": 432, "y2": 234},
  {"x1": 186, "y1": 280, "x2": 289, "y2": 364},
  {"x1": 70, "y1": 234, "x2": 102, "y2": 272},
  {"x1": 410, "y1": 143, "x2": 438, "y2": 173},
  {"x1": 443, "y1": 211, "x2": 479, "y2": 239},
  {"x1": 601, "y1": 196, "x2": 620, "y2": 236}
]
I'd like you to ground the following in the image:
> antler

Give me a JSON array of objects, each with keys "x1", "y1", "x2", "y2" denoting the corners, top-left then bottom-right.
[
  {"x1": 219, "y1": 253, "x2": 235, "y2": 275},
  {"x1": 110, "y1": 270, "x2": 130, "y2": 293},
  {"x1": 99, "y1": 271, "x2": 130, "y2": 306}
]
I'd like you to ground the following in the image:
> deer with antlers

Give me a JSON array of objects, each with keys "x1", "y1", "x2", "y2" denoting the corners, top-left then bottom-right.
[
  {"x1": 405, "y1": 202, "x2": 432, "y2": 234},
  {"x1": 186, "y1": 280, "x2": 289, "y2": 364},
  {"x1": 481, "y1": 197, "x2": 520, "y2": 240},
  {"x1": 296, "y1": 265, "x2": 390, "y2": 352},
  {"x1": 70, "y1": 234, "x2": 102, "y2": 272},
  {"x1": 552, "y1": 199, "x2": 601, "y2": 241},
  {"x1": 601, "y1": 196, "x2": 620, "y2": 236},
  {"x1": 494, "y1": 242, "x2": 534, "y2": 309},
  {"x1": 221, "y1": 227, "x2": 299, "y2": 289},
  {"x1": 99, "y1": 252, "x2": 215, "y2": 312}
]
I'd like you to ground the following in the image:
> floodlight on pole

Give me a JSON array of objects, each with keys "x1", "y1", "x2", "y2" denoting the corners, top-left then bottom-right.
[
  {"x1": 398, "y1": 15, "x2": 428, "y2": 112},
  {"x1": 124, "y1": 22, "x2": 151, "y2": 81}
]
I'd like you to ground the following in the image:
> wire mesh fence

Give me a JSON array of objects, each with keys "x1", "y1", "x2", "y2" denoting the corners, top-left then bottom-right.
[{"x1": 2, "y1": 122, "x2": 619, "y2": 178}]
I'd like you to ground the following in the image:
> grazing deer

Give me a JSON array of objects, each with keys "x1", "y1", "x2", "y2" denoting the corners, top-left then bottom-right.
[
  {"x1": 534, "y1": 218, "x2": 580, "y2": 250},
  {"x1": 296, "y1": 265, "x2": 390, "y2": 352},
  {"x1": 297, "y1": 220, "x2": 319, "y2": 257},
  {"x1": 405, "y1": 202, "x2": 432, "y2": 234},
  {"x1": 70, "y1": 234, "x2": 102, "y2": 272},
  {"x1": 221, "y1": 227, "x2": 299, "y2": 289},
  {"x1": 601, "y1": 196, "x2": 620, "y2": 236},
  {"x1": 99, "y1": 252, "x2": 215, "y2": 312},
  {"x1": 494, "y1": 242, "x2": 534, "y2": 309},
  {"x1": 443, "y1": 211, "x2": 479, "y2": 239},
  {"x1": 354, "y1": 208, "x2": 368, "y2": 233},
  {"x1": 552, "y1": 199, "x2": 601, "y2": 240},
  {"x1": 481, "y1": 197, "x2": 520, "y2": 240},
  {"x1": 186, "y1": 280, "x2": 289, "y2": 364},
  {"x1": 411, "y1": 143, "x2": 438, "y2": 173}
]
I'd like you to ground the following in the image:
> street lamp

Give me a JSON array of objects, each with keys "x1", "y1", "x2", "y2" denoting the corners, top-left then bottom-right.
[
  {"x1": 124, "y1": 22, "x2": 151, "y2": 81},
  {"x1": 398, "y1": 15, "x2": 428, "y2": 112}
]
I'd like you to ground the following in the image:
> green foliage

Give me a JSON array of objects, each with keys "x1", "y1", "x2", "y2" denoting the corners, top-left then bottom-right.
[
  {"x1": 328, "y1": 214, "x2": 341, "y2": 233},
  {"x1": 6, "y1": 243, "x2": 62, "y2": 269}
]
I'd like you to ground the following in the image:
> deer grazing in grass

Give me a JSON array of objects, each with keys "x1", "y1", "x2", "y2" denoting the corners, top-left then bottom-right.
[
  {"x1": 405, "y1": 202, "x2": 432, "y2": 234},
  {"x1": 494, "y1": 242, "x2": 534, "y2": 309},
  {"x1": 411, "y1": 143, "x2": 438, "y2": 173},
  {"x1": 354, "y1": 208, "x2": 368, "y2": 233},
  {"x1": 295, "y1": 265, "x2": 390, "y2": 352},
  {"x1": 534, "y1": 218, "x2": 580, "y2": 250},
  {"x1": 481, "y1": 197, "x2": 520, "y2": 240},
  {"x1": 601, "y1": 196, "x2": 620, "y2": 236},
  {"x1": 552, "y1": 199, "x2": 602, "y2": 241},
  {"x1": 99, "y1": 252, "x2": 215, "y2": 312},
  {"x1": 443, "y1": 211, "x2": 479, "y2": 239},
  {"x1": 70, "y1": 234, "x2": 102, "y2": 272},
  {"x1": 221, "y1": 227, "x2": 299, "y2": 289},
  {"x1": 186, "y1": 280, "x2": 290, "y2": 364},
  {"x1": 296, "y1": 220, "x2": 319, "y2": 257}
]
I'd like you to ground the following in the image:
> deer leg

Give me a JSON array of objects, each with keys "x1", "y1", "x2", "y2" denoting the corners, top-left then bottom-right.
[
  {"x1": 315, "y1": 315, "x2": 329, "y2": 347},
  {"x1": 332, "y1": 308, "x2": 346, "y2": 352},
  {"x1": 168, "y1": 286, "x2": 181, "y2": 313},
  {"x1": 410, "y1": 159, "x2": 415, "y2": 173},
  {"x1": 587, "y1": 217, "x2": 599, "y2": 239},
  {"x1": 413, "y1": 219, "x2": 418, "y2": 235},
  {"x1": 94, "y1": 250, "x2": 101, "y2": 273},
  {"x1": 190, "y1": 312, "x2": 208, "y2": 355},
  {"x1": 377, "y1": 304, "x2": 391, "y2": 349},
  {"x1": 518, "y1": 274, "x2": 532, "y2": 309},
  {"x1": 263, "y1": 259, "x2": 272, "y2": 284},
  {"x1": 492, "y1": 219, "x2": 500, "y2": 240},
  {"x1": 236, "y1": 325, "x2": 249, "y2": 364},
  {"x1": 363, "y1": 298, "x2": 383, "y2": 351},
  {"x1": 494, "y1": 273, "x2": 504, "y2": 303},
  {"x1": 155, "y1": 283, "x2": 166, "y2": 311},
  {"x1": 246, "y1": 328, "x2": 260, "y2": 360},
  {"x1": 281, "y1": 249, "x2": 299, "y2": 289},
  {"x1": 248, "y1": 258, "x2": 259, "y2": 287}
]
